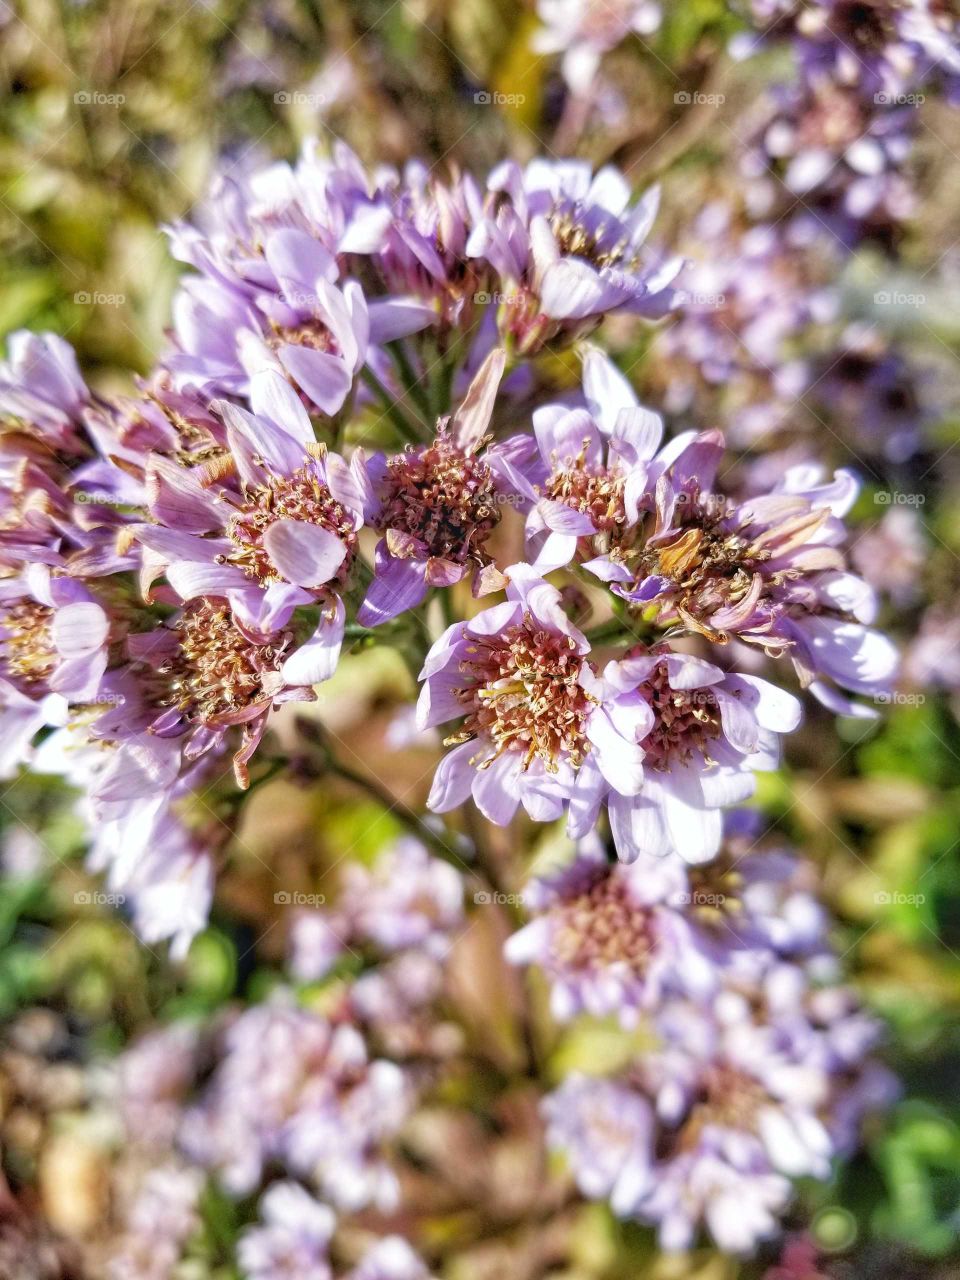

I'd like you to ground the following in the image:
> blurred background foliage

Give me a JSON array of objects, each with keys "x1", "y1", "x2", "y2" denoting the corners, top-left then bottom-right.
[{"x1": 1, "y1": 0, "x2": 960, "y2": 1275}]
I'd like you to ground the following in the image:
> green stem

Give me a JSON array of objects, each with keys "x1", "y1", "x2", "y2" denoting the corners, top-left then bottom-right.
[
  {"x1": 386, "y1": 340, "x2": 434, "y2": 420},
  {"x1": 359, "y1": 365, "x2": 427, "y2": 441},
  {"x1": 585, "y1": 617, "x2": 632, "y2": 645},
  {"x1": 324, "y1": 752, "x2": 467, "y2": 872}
]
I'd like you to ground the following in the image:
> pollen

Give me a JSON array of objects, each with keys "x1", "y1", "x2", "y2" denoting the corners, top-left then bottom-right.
[
  {"x1": 549, "y1": 202, "x2": 640, "y2": 272},
  {"x1": 269, "y1": 318, "x2": 339, "y2": 354},
  {"x1": 157, "y1": 599, "x2": 287, "y2": 724},
  {"x1": 544, "y1": 441, "x2": 627, "y2": 536},
  {"x1": 376, "y1": 427, "x2": 502, "y2": 566},
  {"x1": 2, "y1": 600, "x2": 56, "y2": 688},
  {"x1": 450, "y1": 619, "x2": 593, "y2": 772},
  {"x1": 552, "y1": 867, "x2": 654, "y2": 972},
  {"x1": 636, "y1": 660, "x2": 722, "y2": 771},
  {"x1": 222, "y1": 465, "x2": 356, "y2": 586}
]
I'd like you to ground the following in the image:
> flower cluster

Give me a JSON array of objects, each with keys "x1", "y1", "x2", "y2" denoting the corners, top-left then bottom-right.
[
  {"x1": 0, "y1": 125, "x2": 905, "y2": 1269},
  {"x1": 532, "y1": 819, "x2": 894, "y2": 1254}
]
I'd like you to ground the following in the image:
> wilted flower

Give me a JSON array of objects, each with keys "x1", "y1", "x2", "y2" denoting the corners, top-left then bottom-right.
[
  {"x1": 359, "y1": 351, "x2": 536, "y2": 623},
  {"x1": 613, "y1": 457, "x2": 898, "y2": 713}
]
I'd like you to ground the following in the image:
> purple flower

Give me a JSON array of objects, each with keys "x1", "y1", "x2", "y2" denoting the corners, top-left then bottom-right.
[
  {"x1": 0, "y1": 565, "x2": 110, "y2": 778},
  {"x1": 107, "y1": 1163, "x2": 204, "y2": 1280},
  {"x1": 131, "y1": 368, "x2": 372, "y2": 712},
  {"x1": 505, "y1": 839, "x2": 717, "y2": 1022},
  {"x1": 613, "y1": 455, "x2": 898, "y2": 713},
  {"x1": 542, "y1": 1075, "x2": 655, "y2": 1209},
  {"x1": 359, "y1": 351, "x2": 537, "y2": 624},
  {"x1": 349, "y1": 160, "x2": 490, "y2": 336},
  {"x1": 417, "y1": 563, "x2": 648, "y2": 826},
  {"x1": 182, "y1": 997, "x2": 410, "y2": 1211},
  {"x1": 765, "y1": 0, "x2": 960, "y2": 104},
  {"x1": 290, "y1": 836, "x2": 464, "y2": 982},
  {"x1": 510, "y1": 350, "x2": 667, "y2": 577},
  {"x1": 120, "y1": 815, "x2": 215, "y2": 961},
  {"x1": 544, "y1": 962, "x2": 889, "y2": 1255},
  {"x1": 743, "y1": 80, "x2": 917, "y2": 249},
  {"x1": 345, "y1": 1238, "x2": 435, "y2": 1280},
  {"x1": 652, "y1": 202, "x2": 837, "y2": 444},
  {"x1": 0, "y1": 330, "x2": 89, "y2": 451},
  {"x1": 466, "y1": 159, "x2": 682, "y2": 353},
  {"x1": 119, "y1": 594, "x2": 310, "y2": 789},
  {"x1": 117, "y1": 1022, "x2": 202, "y2": 1149},
  {"x1": 164, "y1": 159, "x2": 433, "y2": 415},
  {"x1": 576, "y1": 648, "x2": 802, "y2": 864},
  {"x1": 238, "y1": 1183, "x2": 334, "y2": 1280},
  {"x1": 506, "y1": 816, "x2": 827, "y2": 1023},
  {"x1": 534, "y1": 0, "x2": 662, "y2": 94}
]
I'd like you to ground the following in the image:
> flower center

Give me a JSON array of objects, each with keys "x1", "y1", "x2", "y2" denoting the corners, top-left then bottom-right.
[
  {"x1": 377, "y1": 430, "x2": 501, "y2": 565},
  {"x1": 544, "y1": 445, "x2": 626, "y2": 536},
  {"x1": 157, "y1": 600, "x2": 287, "y2": 724},
  {"x1": 549, "y1": 202, "x2": 638, "y2": 272},
  {"x1": 449, "y1": 620, "x2": 592, "y2": 772},
  {"x1": 680, "y1": 1064, "x2": 771, "y2": 1145},
  {"x1": 684, "y1": 858, "x2": 745, "y2": 926},
  {"x1": 552, "y1": 867, "x2": 654, "y2": 972},
  {"x1": 223, "y1": 465, "x2": 356, "y2": 586},
  {"x1": 636, "y1": 661, "x2": 721, "y2": 771},
  {"x1": 2, "y1": 600, "x2": 55, "y2": 689},
  {"x1": 269, "y1": 318, "x2": 339, "y2": 355},
  {"x1": 636, "y1": 519, "x2": 760, "y2": 621}
]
